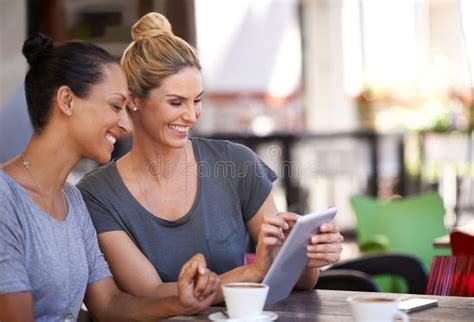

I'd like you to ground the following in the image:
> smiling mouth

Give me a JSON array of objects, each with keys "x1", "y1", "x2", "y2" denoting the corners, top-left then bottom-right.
[
  {"x1": 168, "y1": 124, "x2": 190, "y2": 133},
  {"x1": 105, "y1": 133, "x2": 117, "y2": 145}
]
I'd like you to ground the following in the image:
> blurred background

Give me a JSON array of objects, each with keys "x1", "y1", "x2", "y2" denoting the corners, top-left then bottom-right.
[{"x1": 1, "y1": 0, "x2": 473, "y2": 264}]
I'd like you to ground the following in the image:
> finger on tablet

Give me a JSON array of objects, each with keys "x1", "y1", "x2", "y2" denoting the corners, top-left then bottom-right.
[
  {"x1": 263, "y1": 214, "x2": 290, "y2": 230},
  {"x1": 320, "y1": 222, "x2": 340, "y2": 233},
  {"x1": 307, "y1": 243, "x2": 343, "y2": 254},
  {"x1": 262, "y1": 223, "x2": 285, "y2": 240},
  {"x1": 311, "y1": 232, "x2": 344, "y2": 244},
  {"x1": 278, "y1": 212, "x2": 299, "y2": 225}
]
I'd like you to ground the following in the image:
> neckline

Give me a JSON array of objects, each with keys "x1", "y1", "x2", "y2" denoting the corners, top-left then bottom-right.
[
  {"x1": 112, "y1": 138, "x2": 202, "y2": 227},
  {"x1": 0, "y1": 170, "x2": 72, "y2": 225}
]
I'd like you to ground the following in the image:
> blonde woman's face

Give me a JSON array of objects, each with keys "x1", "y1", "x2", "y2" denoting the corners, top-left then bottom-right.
[{"x1": 137, "y1": 67, "x2": 203, "y2": 148}]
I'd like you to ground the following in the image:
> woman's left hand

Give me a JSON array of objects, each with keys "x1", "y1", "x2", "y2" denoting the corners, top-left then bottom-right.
[{"x1": 306, "y1": 222, "x2": 344, "y2": 268}]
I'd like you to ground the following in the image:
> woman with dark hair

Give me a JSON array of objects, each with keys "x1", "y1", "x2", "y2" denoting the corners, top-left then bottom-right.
[{"x1": 0, "y1": 33, "x2": 219, "y2": 322}]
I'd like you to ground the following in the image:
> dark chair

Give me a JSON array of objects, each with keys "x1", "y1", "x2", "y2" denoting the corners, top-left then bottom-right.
[
  {"x1": 317, "y1": 253, "x2": 428, "y2": 294},
  {"x1": 318, "y1": 269, "x2": 380, "y2": 292}
]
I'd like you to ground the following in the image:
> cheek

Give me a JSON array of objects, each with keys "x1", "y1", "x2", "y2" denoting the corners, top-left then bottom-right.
[
  {"x1": 99, "y1": 107, "x2": 119, "y2": 125},
  {"x1": 195, "y1": 105, "x2": 203, "y2": 119}
]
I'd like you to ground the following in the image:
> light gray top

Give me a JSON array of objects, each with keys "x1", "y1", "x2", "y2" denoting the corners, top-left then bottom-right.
[
  {"x1": 77, "y1": 137, "x2": 277, "y2": 282},
  {"x1": 0, "y1": 171, "x2": 111, "y2": 322}
]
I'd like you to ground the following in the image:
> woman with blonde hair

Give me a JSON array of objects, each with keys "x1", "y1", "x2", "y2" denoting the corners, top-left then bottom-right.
[
  {"x1": 0, "y1": 33, "x2": 218, "y2": 321},
  {"x1": 78, "y1": 12, "x2": 343, "y2": 301}
]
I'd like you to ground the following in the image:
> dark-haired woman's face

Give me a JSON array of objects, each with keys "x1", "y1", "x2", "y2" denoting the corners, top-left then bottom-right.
[{"x1": 70, "y1": 63, "x2": 130, "y2": 163}]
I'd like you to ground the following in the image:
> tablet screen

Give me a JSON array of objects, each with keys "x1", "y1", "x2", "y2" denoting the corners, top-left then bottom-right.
[{"x1": 263, "y1": 207, "x2": 337, "y2": 306}]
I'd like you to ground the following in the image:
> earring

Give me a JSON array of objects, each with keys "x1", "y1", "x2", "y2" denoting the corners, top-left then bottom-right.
[{"x1": 132, "y1": 107, "x2": 138, "y2": 111}]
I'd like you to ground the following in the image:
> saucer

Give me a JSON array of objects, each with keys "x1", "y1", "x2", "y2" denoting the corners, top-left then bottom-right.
[{"x1": 208, "y1": 311, "x2": 278, "y2": 321}]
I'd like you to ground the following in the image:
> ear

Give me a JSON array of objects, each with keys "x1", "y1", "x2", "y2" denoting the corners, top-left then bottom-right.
[
  {"x1": 56, "y1": 85, "x2": 74, "y2": 116},
  {"x1": 128, "y1": 90, "x2": 139, "y2": 112}
]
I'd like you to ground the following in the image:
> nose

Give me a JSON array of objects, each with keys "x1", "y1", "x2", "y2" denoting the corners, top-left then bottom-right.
[
  {"x1": 117, "y1": 109, "x2": 132, "y2": 135},
  {"x1": 182, "y1": 103, "x2": 198, "y2": 124}
]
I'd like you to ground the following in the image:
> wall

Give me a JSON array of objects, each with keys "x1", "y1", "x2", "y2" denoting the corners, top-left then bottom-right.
[{"x1": 0, "y1": 0, "x2": 26, "y2": 108}]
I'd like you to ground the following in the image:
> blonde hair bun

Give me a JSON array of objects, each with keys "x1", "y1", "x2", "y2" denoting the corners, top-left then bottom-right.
[{"x1": 131, "y1": 12, "x2": 173, "y2": 41}]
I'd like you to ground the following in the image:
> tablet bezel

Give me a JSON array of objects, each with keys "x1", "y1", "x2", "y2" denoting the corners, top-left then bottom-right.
[{"x1": 262, "y1": 207, "x2": 338, "y2": 306}]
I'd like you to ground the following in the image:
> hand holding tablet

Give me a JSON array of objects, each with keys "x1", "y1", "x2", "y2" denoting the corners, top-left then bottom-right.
[{"x1": 263, "y1": 207, "x2": 338, "y2": 306}]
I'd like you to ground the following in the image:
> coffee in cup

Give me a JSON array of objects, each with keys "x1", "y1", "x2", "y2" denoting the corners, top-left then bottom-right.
[
  {"x1": 222, "y1": 282, "x2": 269, "y2": 318},
  {"x1": 347, "y1": 294, "x2": 409, "y2": 322}
]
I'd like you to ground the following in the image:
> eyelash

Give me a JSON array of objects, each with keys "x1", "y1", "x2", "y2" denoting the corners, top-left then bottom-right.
[
  {"x1": 111, "y1": 104, "x2": 123, "y2": 111},
  {"x1": 170, "y1": 99, "x2": 202, "y2": 107}
]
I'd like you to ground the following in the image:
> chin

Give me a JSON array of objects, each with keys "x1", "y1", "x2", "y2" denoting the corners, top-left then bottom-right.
[
  {"x1": 97, "y1": 154, "x2": 112, "y2": 164},
  {"x1": 168, "y1": 140, "x2": 188, "y2": 149},
  {"x1": 173, "y1": 134, "x2": 189, "y2": 143},
  {"x1": 87, "y1": 150, "x2": 112, "y2": 165}
]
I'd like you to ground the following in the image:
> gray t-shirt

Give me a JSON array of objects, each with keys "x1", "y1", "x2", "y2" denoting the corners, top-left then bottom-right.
[
  {"x1": 0, "y1": 171, "x2": 111, "y2": 321},
  {"x1": 77, "y1": 138, "x2": 277, "y2": 282}
]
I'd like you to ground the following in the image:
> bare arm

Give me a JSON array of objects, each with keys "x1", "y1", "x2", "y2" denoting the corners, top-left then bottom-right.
[
  {"x1": 85, "y1": 254, "x2": 218, "y2": 321},
  {"x1": 97, "y1": 195, "x2": 279, "y2": 305},
  {"x1": 85, "y1": 278, "x2": 187, "y2": 321},
  {"x1": 98, "y1": 231, "x2": 179, "y2": 299},
  {"x1": 0, "y1": 292, "x2": 34, "y2": 322}
]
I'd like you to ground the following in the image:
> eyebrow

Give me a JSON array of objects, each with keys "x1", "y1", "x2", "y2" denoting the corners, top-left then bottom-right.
[
  {"x1": 165, "y1": 91, "x2": 204, "y2": 100},
  {"x1": 108, "y1": 92, "x2": 127, "y2": 100}
]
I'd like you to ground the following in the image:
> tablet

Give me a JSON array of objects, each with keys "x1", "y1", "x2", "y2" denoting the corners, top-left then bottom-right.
[{"x1": 262, "y1": 207, "x2": 337, "y2": 306}]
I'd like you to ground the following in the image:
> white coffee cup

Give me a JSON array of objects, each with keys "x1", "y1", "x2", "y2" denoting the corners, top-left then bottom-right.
[
  {"x1": 222, "y1": 282, "x2": 269, "y2": 318},
  {"x1": 347, "y1": 294, "x2": 409, "y2": 322}
]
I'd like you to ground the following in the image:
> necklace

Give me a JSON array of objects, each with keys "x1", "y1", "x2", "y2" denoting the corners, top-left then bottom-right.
[
  {"x1": 20, "y1": 154, "x2": 67, "y2": 217},
  {"x1": 20, "y1": 154, "x2": 73, "y2": 321},
  {"x1": 131, "y1": 146, "x2": 188, "y2": 217}
]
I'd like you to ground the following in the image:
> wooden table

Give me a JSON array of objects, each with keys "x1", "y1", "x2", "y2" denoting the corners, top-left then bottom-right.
[{"x1": 164, "y1": 290, "x2": 474, "y2": 321}]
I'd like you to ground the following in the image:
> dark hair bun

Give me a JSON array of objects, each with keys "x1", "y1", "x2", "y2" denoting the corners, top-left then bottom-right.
[{"x1": 22, "y1": 33, "x2": 53, "y2": 65}]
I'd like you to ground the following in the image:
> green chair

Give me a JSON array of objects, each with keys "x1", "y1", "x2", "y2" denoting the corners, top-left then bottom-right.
[{"x1": 350, "y1": 192, "x2": 451, "y2": 292}]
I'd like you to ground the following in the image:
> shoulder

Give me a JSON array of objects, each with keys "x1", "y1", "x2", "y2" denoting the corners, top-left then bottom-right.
[
  {"x1": 191, "y1": 137, "x2": 257, "y2": 163},
  {"x1": 0, "y1": 171, "x2": 23, "y2": 210},
  {"x1": 0, "y1": 172, "x2": 25, "y2": 233},
  {"x1": 76, "y1": 161, "x2": 118, "y2": 195},
  {"x1": 0, "y1": 171, "x2": 15, "y2": 199}
]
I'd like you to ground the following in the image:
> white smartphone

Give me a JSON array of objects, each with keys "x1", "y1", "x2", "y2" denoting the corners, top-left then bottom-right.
[{"x1": 398, "y1": 298, "x2": 439, "y2": 313}]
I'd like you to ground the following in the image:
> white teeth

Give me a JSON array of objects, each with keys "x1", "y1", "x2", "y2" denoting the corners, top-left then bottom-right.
[
  {"x1": 105, "y1": 134, "x2": 116, "y2": 144},
  {"x1": 169, "y1": 124, "x2": 190, "y2": 133}
]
